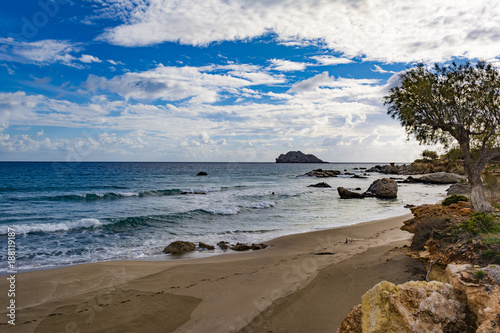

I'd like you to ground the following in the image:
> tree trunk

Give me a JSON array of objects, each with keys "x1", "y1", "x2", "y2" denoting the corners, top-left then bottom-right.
[{"x1": 463, "y1": 158, "x2": 493, "y2": 212}]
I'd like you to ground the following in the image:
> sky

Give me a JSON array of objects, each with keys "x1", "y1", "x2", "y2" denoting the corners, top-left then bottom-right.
[{"x1": 1, "y1": 0, "x2": 500, "y2": 162}]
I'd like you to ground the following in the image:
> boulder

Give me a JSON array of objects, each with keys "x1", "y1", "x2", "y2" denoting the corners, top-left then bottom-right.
[
  {"x1": 361, "y1": 280, "x2": 468, "y2": 333},
  {"x1": 446, "y1": 183, "x2": 470, "y2": 195},
  {"x1": 364, "y1": 178, "x2": 398, "y2": 199},
  {"x1": 198, "y1": 242, "x2": 215, "y2": 250},
  {"x1": 301, "y1": 169, "x2": 341, "y2": 177},
  {"x1": 217, "y1": 241, "x2": 230, "y2": 250},
  {"x1": 338, "y1": 187, "x2": 365, "y2": 199},
  {"x1": 405, "y1": 172, "x2": 465, "y2": 184},
  {"x1": 276, "y1": 151, "x2": 326, "y2": 163},
  {"x1": 366, "y1": 164, "x2": 410, "y2": 175},
  {"x1": 197, "y1": 171, "x2": 208, "y2": 176},
  {"x1": 251, "y1": 243, "x2": 268, "y2": 250},
  {"x1": 231, "y1": 243, "x2": 251, "y2": 251},
  {"x1": 308, "y1": 182, "x2": 331, "y2": 188},
  {"x1": 337, "y1": 304, "x2": 362, "y2": 333},
  {"x1": 163, "y1": 241, "x2": 196, "y2": 254}
]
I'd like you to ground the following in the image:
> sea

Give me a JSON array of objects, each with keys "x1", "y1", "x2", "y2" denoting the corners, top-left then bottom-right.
[{"x1": 0, "y1": 162, "x2": 447, "y2": 273}]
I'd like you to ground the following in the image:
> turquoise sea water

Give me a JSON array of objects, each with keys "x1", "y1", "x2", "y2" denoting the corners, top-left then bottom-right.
[{"x1": 0, "y1": 162, "x2": 447, "y2": 272}]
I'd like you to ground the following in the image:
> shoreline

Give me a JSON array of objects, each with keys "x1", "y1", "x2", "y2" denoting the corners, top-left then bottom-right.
[{"x1": 0, "y1": 213, "x2": 422, "y2": 332}]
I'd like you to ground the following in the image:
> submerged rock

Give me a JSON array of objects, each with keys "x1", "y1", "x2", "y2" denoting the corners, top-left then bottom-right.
[
  {"x1": 302, "y1": 169, "x2": 341, "y2": 177},
  {"x1": 217, "y1": 241, "x2": 230, "y2": 250},
  {"x1": 163, "y1": 241, "x2": 196, "y2": 254},
  {"x1": 276, "y1": 151, "x2": 326, "y2": 163},
  {"x1": 364, "y1": 178, "x2": 398, "y2": 199},
  {"x1": 308, "y1": 182, "x2": 332, "y2": 188},
  {"x1": 338, "y1": 187, "x2": 365, "y2": 199},
  {"x1": 198, "y1": 242, "x2": 214, "y2": 250},
  {"x1": 197, "y1": 171, "x2": 208, "y2": 176}
]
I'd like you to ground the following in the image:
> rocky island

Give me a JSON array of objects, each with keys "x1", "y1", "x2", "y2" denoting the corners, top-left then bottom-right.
[{"x1": 276, "y1": 151, "x2": 327, "y2": 163}]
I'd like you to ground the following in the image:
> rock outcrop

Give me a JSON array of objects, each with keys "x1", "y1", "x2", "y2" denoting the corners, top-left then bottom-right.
[
  {"x1": 338, "y1": 280, "x2": 469, "y2": 333},
  {"x1": 163, "y1": 241, "x2": 196, "y2": 254},
  {"x1": 308, "y1": 182, "x2": 332, "y2": 188},
  {"x1": 404, "y1": 172, "x2": 465, "y2": 184},
  {"x1": 364, "y1": 178, "x2": 398, "y2": 199},
  {"x1": 366, "y1": 163, "x2": 409, "y2": 175},
  {"x1": 301, "y1": 169, "x2": 341, "y2": 177},
  {"x1": 276, "y1": 151, "x2": 326, "y2": 163},
  {"x1": 197, "y1": 171, "x2": 208, "y2": 176},
  {"x1": 338, "y1": 187, "x2": 365, "y2": 199},
  {"x1": 198, "y1": 242, "x2": 214, "y2": 250}
]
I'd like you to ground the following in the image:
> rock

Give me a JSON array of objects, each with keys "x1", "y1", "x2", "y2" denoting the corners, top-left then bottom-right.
[
  {"x1": 301, "y1": 169, "x2": 341, "y2": 177},
  {"x1": 366, "y1": 164, "x2": 410, "y2": 175},
  {"x1": 163, "y1": 241, "x2": 196, "y2": 254},
  {"x1": 361, "y1": 280, "x2": 468, "y2": 333},
  {"x1": 198, "y1": 242, "x2": 215, "y2": 250},
  {"x1": 197, "y1": 171, "x2": 208, "y2": 176},
  {"x1": 446, "y1": 183, "x2": 470, "y2": 195},
  {"x1": 217, "y1": 241, "x2": 230, "y2": 250},
  {"x1": 405, "y1": 172, "x2": 465, "y2": 184},
  {"x1": 251, "y1": 243, "x2": 268, "y2": 250},
  {"x1": 230, "y1": 243, "x2": 251, "y2": 251},
  {"x1": 338, "y1": 187, "x2": 365, "y2": 199},
  {"x1": 404, "y1": 204, "x2": 416, "y2": 208},
  {"x1": 364, "y1": 178, "x2": 398, "y2": 199},
  {"x1": 351, "y1": 174, "x2": 368, "y2": 179},
  {"x1": 337, "y1": 304, "x2": 362, "y2": 333},
  {"x1": 307, "y1": 182, "x2": 331, "y2": 188},
  {"x1": 276, "y1": 151, "x2": 326, "y2": 163}
]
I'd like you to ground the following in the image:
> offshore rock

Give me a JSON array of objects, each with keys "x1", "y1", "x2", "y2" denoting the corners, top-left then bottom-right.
[
  {"x1": 302, "y1": 169, "x2": 341, "y2": 177},
  {"x1": 276, "y1": 151, "x2": 326, "y2": 163},
  {"x1": 198, "y1": 242, "x2": 215, "y2": 250},
  {"x1": 217, "y1": 241, "x2": 230, "y2": 250},
  {"x1": 364, "y1": 178, "x2": 398, "y2": 199},
  {"x1": 163, "y1": 241, "x2": 196, "y2": 254},
  {"x1": 197, "y1": 171, "x2": 208, "y2": 176},
  {"x1": 308, "y1": 182, "x2": 332, "y2": 188},
  {"x1": 230, "y1": 243, "x2": 251, "y2": 251},
  {"x1": 361, "y1": 280, "x2": 468, "y2": 332},
  {"x1": 338, "y1": 187, "x2": 365, "y2": 199}
]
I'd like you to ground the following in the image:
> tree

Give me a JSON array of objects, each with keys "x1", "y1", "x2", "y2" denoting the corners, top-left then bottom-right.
[
  {"x1": 421, "y1": 149, "x2": 438, "y2": 160},
  {"x1": 384, "y1": 61, "x2": 500, "y2": 212}
]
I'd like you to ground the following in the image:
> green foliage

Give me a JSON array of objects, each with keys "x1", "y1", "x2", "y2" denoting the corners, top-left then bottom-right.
[
  {"x1": 460, "y1": 212, "x2": 500, "y2": 235},
  {"x1": 442, "y1": 194, "x2": 469, "y2": 206},
  {"x1": 422, "y1": 149, "x2": 439, "y2": 160},
  {"x1": 474, "y1": 270, "x2": 485, "y2": 279},
  {"x1": 481, "y1": 249, "x2": 497, "y2": 260},
  {"x1": 483, "y1": 237, "x2": 500, "y2": 246},
  {"x1": 411, "y1": 216, "x2": 450, "y2": 251}
]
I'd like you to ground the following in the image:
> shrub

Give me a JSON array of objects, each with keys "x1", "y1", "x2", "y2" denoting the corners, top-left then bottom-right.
[
  {"x1": 422, "y1": 149, "x2": 439, "y2": 160},
  {"x1": 460, "y1": 212, "x2": 500, "y2": 235},
  {"x1": 483, "y1": 237, "x2": 500, "y2": 246},
  {"x1": 442, "y1": 194, "x2": 469, "y2": 206},
  {"x1": 482, "y1": 249, "x2": 497, "y2": 260},
  {"x1": 411, "y1": 216, "x2": 450, "y2": 251},
  {"x1": 474, "y1": 270, "x2": 485, "y2": 279}
]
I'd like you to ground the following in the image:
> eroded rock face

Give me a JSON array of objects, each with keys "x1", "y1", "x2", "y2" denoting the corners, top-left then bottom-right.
[
  {"x1": 364, "y1": 178, "x2": 398, "y2": 199},
  {"x1": 361, "y1": 280, "x2": 468, "y2": 333},
  {"x1": 163, "y1": 241, "x2": 196, "y2": 254}
]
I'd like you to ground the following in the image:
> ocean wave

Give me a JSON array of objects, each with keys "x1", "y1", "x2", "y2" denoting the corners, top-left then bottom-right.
[
  {"x1": 201, "y1": 207, "x2": 240, "y2": 215},
  {"x1": 0, "y1": 218, "x2": 102, "y2": 235},
  {"x1": 243, "y1": 201, "x2": 276, "y2": 209}
]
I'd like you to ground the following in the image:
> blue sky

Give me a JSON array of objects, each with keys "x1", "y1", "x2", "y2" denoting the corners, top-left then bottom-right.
[{"x1": 1, "y1": 0, "x2": 499, "y2": 162}]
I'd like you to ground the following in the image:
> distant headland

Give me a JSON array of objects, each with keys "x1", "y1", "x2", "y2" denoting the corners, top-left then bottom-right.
[{"x1": 275, "y1": 151, "x2": 327, "y2": 163}]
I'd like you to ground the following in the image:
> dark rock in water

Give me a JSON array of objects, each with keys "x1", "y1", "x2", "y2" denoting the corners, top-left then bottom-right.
[
  {"x1": 355, "y1": 187, "x2": 362, "y2": 191},
  {"x1": 404, "y1": 204, "x2": 416, "y2": 209},
  {"x1": 301, "y1": 169, "x2": 341, "y2": 177},
  {"x1": 276, "y1": 151, "x2": 326, "y2": 163},
  {"x1": 163, "y1": 241, "x2": 196, "y2": 254},
  {"x1": 351, "y1": 174, "x2": 368, "y2": 179},
  {"x1": 251, "y1": 243, "x2": 268, "y2": 250},
  {"x1": 338, "y1": 187, "x2": 365, "y2": 199},
  {"x1": 197, "y1": 171, "x2": 208, "y2": 176},
  {"x1": 217, "y1": 241, "x2": 230, "y2": 250},
  {"x1": 231, "y1": 243, "x2": 251, "y2": 251},
  {"x1": 366, "y1": 164, "x2": 410, "y2": 175},
  {"x1": 180, "y1": 191, "x2": 207, "y2": 195},
  {"x1": 446, "y1": 183, "x2": 470, "y2": 195},
  {"x1": 199, "y1": 242, "x2": 215, "y2": 250},
  {"x1": 308, "y1": 182, "x2": 331, "y2": 188},
  {"x1": 364, "y1": 178, "x2": 398, "y2": 199}
]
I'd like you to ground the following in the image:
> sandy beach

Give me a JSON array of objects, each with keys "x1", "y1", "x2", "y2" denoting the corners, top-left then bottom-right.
[{"x1": 0, "y1": 214, "x2": 426, "y2": 333}]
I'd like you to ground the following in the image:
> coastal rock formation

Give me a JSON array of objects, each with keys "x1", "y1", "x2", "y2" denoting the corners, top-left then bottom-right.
[
  {"x1": 198, "y1": 242, "x2": 214, "y2": 250},
  {"x1": 197, "y1": 171, "x2": 208, "y2": 176},
  {"x1": 301, "y1": 169, "x2": 341, "y2": 177},
  {"x1": 404, "y1": 172, "x2": 465, "y2": 184},
  {"x1": 276, "y1": 151, "x2": 326, "y2": 163},
  {"x1": 339, "y1": 280, "x2": 469, "y2": 333},
  {"x1": 447, "y1": 183, "x2": 470, "y2": 195},
  {"x1": 163, "y1": 241, "x2": 196, "y2": 254},
  {"x1": 338, "y1": 187, "x2": 365, "y2": 199},
  {"x1": 251, "y1": 243, "x2": 269, "y2": 250},
  {"x1": 217, "y1": 241, "x2": 230, "y2": 250},
  {"x1": 308, "y1": 182, "x2": 332, "y2": 188},
  {"x1": 366, "y1": 163, "x2": 409, "y2": 175},
  {"x1": 364, "y1": 178, "x2": 398, "y2": 199}
]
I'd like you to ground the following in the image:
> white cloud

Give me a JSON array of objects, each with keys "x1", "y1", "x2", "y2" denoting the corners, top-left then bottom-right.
[
  {"x1": 310, "y1": 55, "x2": 354, "y2": 66},
  {"x1": 268, "y1": 59, "x2": 308, "y2": 72},
  {"x1": 79, "y1": 54, "x2": 102, "y2": 63},
  {"x1": 371, "y1": 65, "x2": 396, "y2": 74},
  {"x1": 85, "y1": 63, "x2": 284, "y2": 103},
  {"x1": 95, "y1": 0, "x2": 500, "y2": 63}
]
